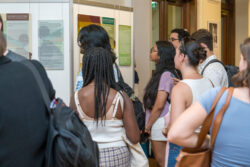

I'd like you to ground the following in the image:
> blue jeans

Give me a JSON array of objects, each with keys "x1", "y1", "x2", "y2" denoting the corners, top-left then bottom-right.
[{"x1": 168, "y1": 143, "x2": 182, "y2": 167}]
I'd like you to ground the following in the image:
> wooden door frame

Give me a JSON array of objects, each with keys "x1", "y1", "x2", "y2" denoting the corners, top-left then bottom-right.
[
  {"x1": 221, "y1": 0, "x2": 235, "y2": 65},
  {"x1": 152, "y1": 0, "x2": 197, "y2": 40}
]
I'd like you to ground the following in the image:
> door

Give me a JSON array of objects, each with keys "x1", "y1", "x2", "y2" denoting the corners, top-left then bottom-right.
[
  {"x1": 221, "y1": 0, "x2": 235, "y2": 65},
  {"x1": 151, "y1": 0, "x2": 197, "y2": 73}
]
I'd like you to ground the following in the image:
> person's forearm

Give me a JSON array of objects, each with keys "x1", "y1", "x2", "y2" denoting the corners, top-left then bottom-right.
[
  {"x1": 169, "y1": 132, "x2": 199, "y2": 148},
  {"x1": 146, "y1": 108, "x2": 163, "y2": 129}
]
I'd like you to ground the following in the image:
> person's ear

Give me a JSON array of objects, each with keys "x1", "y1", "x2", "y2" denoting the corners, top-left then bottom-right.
[{"x1": 180, "y1": 53, "x2": 185, "y2": 63}]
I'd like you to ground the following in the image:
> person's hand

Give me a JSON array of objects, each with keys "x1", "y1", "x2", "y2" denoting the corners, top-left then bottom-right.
[
  {"x1": 145, "y1": 125, "x2": 151, "y2": 135},
  {"x1": 162, "y1": 126, "x2": 168, "y2": 137},
  {"x1": 201, "y1": 135, "x2": 210, "y2": 149},
  {"x1": 173, "y1": 78, "x2": 180, "y2": 85}
]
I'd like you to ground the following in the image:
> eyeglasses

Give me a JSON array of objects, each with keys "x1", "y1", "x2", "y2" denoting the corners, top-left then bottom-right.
[{"x1": 169, "y1": 38, "x2": 180, "y2": 42}]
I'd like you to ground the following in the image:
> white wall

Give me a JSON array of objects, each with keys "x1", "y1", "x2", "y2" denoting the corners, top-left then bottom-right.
[
  {"x1": 197, "y1": 0, "x2": 221, "y2": 60},
  {"x1": 73, "y1": 3, "x2": 134, "y2": 87},
  {"x1": 235, "y1": 0, "x2": 249, "y2": 65},
  {"x1": 0, "y1": 2, "x2": 72, "y2": 104},
  {"x1": 133, "y1": 0, "x2": 151, "y2": 101}
]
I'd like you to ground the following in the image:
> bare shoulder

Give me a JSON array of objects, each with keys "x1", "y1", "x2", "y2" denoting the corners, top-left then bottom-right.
[{"x1": 172, "y1": 82, "x2": 191, "y2": 95}]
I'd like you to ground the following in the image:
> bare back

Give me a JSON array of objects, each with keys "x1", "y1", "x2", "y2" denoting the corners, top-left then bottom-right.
[{"x1": 77, "y1": 85, "x2": 123, "y2": 120}]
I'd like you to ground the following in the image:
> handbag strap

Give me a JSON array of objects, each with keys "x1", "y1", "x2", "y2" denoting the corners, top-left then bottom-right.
[
  {"x1": 210, "y1": 87, "x2": 234, "y2": 147},
  {"x1": 196, "y1": 87, "x2": 227, "y2": 148}
]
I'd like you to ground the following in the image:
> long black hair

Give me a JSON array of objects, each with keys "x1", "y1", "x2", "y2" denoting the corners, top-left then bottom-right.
[
  {"x1": 82, "y1": 47, "x2": 117, "y2": 122},
  {"x1": 78, "y1": 24, "x2": 116, "y2": 62},
  {"x1": 143, "y1": 41, "x2": 178, "y2": 110}
]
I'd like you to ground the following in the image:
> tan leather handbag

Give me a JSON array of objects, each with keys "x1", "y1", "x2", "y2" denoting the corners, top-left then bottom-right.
[{"x1": 175, "y1": 87, "x2": 234, "y2": 167}]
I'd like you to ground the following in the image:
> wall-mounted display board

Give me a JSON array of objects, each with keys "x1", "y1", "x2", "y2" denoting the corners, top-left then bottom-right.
[
  {"x1": 0, "y1": 0, "x2": 133, "y2": 104},
  {"x1": 38, "y1": 20, "x2": 64, "y2": 70},
  {"x1": 73, "y1": 3, "x2": 134, "y2": 87},
  {"x1": 0, "y1": 2, "x2": 72, "y2": 105},
  {"x1": 2, "y1": 13, "x2": 32, "y2": 59},
  {"x1": 77, "y1": 14, "x2": 116, "y2": 70},
  {"x1": 102, "y1": 17, "x2": 115, "y2": 49},
  {"x1": 119, "y1": 25, "x2": 131, "y2": 66}
]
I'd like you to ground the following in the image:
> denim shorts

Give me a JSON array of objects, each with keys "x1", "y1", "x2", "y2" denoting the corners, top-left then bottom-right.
[{"x1": 167, "y1": 143, "x2": 182, "y2": 167}]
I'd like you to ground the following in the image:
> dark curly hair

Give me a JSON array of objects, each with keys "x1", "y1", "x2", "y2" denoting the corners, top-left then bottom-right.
[
  {"x1": 171, "y1": 28, "x2": 190, "y2": 41},
  {"x1": 179, "y1": 39, "x2": 207, "y2": 67}
]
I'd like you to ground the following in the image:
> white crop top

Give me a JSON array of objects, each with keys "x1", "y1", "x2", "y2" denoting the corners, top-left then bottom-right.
[{"x1": 74, "y1": 91, "x2": 126, "y2": 149}]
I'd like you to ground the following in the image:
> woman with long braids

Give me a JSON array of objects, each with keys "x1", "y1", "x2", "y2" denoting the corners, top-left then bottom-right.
[
  {"x1": 70, "y1": 47, "x2": 140, "y2": 166},
  {"x1": 144, "y1": 41, "x2": 180, "y2": 167},
  {"x1": 168, "y1": 38, "x2": 250, "y2": 167}
]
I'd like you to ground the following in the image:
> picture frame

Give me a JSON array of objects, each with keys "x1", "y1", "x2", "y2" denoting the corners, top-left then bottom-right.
[{"x1": 208, "y1": 21, "x2": 218, "y2": 48}]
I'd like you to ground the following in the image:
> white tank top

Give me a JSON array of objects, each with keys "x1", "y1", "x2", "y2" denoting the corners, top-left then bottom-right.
[
  {"x1": 74, "y1": 91, "x2": 126, "y2": 149},
  {"x1": 181, "y1": 78, "x2": 213, "y2": 132},
  {"x1": 181, "y1": 78, "x2": 213, "y2": 104}
]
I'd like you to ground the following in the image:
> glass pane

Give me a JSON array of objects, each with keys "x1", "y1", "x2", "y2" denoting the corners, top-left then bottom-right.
[
  {"x1": 152, "y1": 1, "x2": 159, "y2": 71},
  {"x1": 221, "y1": 0, "x2": 226, "y2": 4},
  {"x1": 152, "y1": 1, "x2": 159, "y2": 46},
  {"x1": 167, "y1": 5, "x2": 182, "y2": 37}
]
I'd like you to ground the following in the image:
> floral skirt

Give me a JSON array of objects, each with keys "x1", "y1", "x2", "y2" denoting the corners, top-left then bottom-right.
[{"x1": 99, "y1": 146, "x2": 130, "y2": 167}]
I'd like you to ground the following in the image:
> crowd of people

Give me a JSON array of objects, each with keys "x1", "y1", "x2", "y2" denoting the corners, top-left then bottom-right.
[{"x1": 0, "y1": 12, "x2": 250, "y2": 167}]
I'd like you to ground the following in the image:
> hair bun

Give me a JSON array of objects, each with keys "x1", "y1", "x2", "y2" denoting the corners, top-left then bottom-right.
[{"x1": 193, "y1": 46, "x2": 206, "y2": 63}]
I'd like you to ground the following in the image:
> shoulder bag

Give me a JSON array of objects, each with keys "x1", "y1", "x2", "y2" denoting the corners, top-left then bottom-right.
[{"x1": 175, "y1": 87, "x2": 234, "y2": 167}]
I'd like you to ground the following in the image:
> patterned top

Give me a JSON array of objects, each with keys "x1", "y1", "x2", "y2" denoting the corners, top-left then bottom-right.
[{"x1": 198, "y1": 55, "x2": 228, "y2": 87}]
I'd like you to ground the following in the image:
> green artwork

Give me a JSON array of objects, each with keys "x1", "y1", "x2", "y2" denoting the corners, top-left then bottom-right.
[
  {"x1": 102, "y1": 17, "x2": 115, "y2": 49},
  {"x1": 119, "y1": 25, "x2": 131, "y2": 66}
]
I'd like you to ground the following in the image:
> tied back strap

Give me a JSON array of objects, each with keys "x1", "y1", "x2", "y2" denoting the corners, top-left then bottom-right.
[
  {"x1": 74, "y1": 91, "x2": 85, "y2": 120},
  {"x1": 112, "y1": 92, "x2": 124, "y2": 118}
]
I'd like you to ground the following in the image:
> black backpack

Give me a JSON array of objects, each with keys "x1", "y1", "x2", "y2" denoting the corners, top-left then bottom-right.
[
  {"x1": 117, "y1": 80, "x2": 145, "y2": 131},
  {"x1": 201, "y1": 59, "x2": 239, "y2": 87},
  {"x1": 114, "y1": 64, "x2": 145, "y2": 133},
  {"x1": 21, "y1": 60, "x2": 99, "y2": 167}
]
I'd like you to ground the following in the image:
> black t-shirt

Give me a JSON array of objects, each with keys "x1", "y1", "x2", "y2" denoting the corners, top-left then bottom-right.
[{"x1": 0, "y1": 56, "x2": 55, "y2": 167}]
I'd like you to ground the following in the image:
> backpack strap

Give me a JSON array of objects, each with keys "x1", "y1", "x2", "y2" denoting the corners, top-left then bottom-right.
[
  {"x1": 201, "y1": 59, "x2": 225, "y2": 75},
  {"x1": 20, "y1": 60, "x2": 51, "y2": 113}
]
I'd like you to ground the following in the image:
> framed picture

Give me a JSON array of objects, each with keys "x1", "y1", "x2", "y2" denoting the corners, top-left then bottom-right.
[
  {"x1": 208, "y1": 22, "x2": 218, "y2": 48},
  {"x1": 209, "y1": 0, "x2": 221, "y2": 2}
]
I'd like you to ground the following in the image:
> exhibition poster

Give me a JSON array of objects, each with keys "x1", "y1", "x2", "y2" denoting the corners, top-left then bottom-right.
[
  {"x1": 118, "y1": 25, "x2": 131, "y2": 66},
  {"x1": 102, "y1": 17, "x2": 115, "y2": 49},
  {"x1": 38, "y1": 20, "x2": 64, "y2": 70},
  {"x1": 78, "y1": 14, "x2": 100, "y2": 33},
  {"x1": 78, "y1": 14, "x2": 100, "y2": 70},
  {"x1": 6, "y1": 14, "x2": 31, "y2": 59}
]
